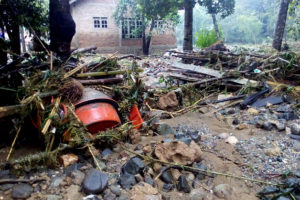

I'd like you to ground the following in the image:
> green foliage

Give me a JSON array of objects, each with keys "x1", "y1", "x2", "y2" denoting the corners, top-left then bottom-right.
[
  {"x1": 195, "y1": 28, "x2": 222, "y2": 48},
  {"x1": 198, "y1": 0, "x2": 235, "y2": 18}
]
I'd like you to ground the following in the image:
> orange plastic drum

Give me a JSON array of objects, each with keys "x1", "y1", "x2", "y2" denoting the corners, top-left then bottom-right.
[{"x1": 75, "y1": 88, "x2": 121, "y2": 134}]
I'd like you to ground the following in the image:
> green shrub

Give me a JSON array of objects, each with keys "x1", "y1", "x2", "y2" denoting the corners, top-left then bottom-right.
[{"x1": 195, "y1": 28, "x2": 223, "y2": 48}]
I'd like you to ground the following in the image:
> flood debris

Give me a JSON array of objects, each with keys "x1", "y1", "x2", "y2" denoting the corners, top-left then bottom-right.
[{"x1": 0, "y1": 46, "x2": 299, "y2": 200}]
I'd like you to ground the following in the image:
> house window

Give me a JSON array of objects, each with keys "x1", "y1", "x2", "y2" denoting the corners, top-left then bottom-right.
[
  {"x1": 155, "y1": 20, "x2": 164, "y2": 29},
  {"x1": 93, "y1": 17, "x2": 108, "y2": 28},
  {"x1": 122, "y1": 18, "x2": 143, "y2": 39}
]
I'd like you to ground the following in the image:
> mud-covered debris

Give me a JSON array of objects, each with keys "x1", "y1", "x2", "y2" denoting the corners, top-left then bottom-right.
[
  {"x1": 158, "y1": 91, "x2": 178, "y2": 109},
  {"x1": 130, "y1": 182, "x2": 162, "y2": 200},
  {"x1": 59, "y1": 153, "x2": 79, "y2": 168},
  {"x1": 154, "y1": 141, "x2": 202, "y2": 165}
]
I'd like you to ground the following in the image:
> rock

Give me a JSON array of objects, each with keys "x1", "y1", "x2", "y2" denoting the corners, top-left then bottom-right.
[
  {"x1": 188, "y1": 130, "x2": 201, "y2": 143},
  {"x1": 177, "y1": 175, "x2": 191, "y2": 193},
  {"x1": 83, "y1": 195, "x2": 101, "y2": 200},
  {"x1": 65, "y1": 185, "x2": 82, "y2": 200},
  {"x1": 153, "y1": 163, "x2": 162, "y2": 172},
  {"x1": 265, "y1": 143, "x2": 281, "y2": 157},
  {"x1": 161, "y1": 168, "x2": 174, "y2": 184},
  {"x1": 237, "y1": 124, "x2": 248, "y2": 130},
  {"x1": 0, "y1": 184, "x2": 13, "y2": 191},
  {"x1": 232, "y1": 118, "x2": 240, "y2": 125},
  {"x1": 275, "y1": 121, "x2": 286, "y2": 131},
  {"x1": 291, "y1": 123, "x2": 300, "y2": 135},
  {"x1": 103, "y1": 188, "x2": 117, "y2": 200},
  {"x1": 83, "y1": 169, "x2": 109, "y2": 194},
  {"x1": 11, "y1": 183, "x2": 33, "y2": 199},
  {"x1": 225, "y1": 136, "x2": 238, "y2": 145},
  {"x1": 50, "y1": 176, "x2": 65, "y2": 188},
  {"x1": 163, "y1": 184, "x2": 175, "y2": 192},
  {"x1": 71, "y1": 170, "x2": 85, "y2": 185},
  {"x1": 110, "y1": 185, "x2": 122, "y2": 196},
  {"x1": 120, "y1": 173, "x2": 136, "y2": 189},
  {"x1": 278, "y1": 111, "x2": 299, "y2": 121},
  {"x1": 171, "y1": 169, "x2": 181, "y2": 181},
  {"x1": 45, "y1": 195, "x2": 62, "y2": 200},
  {"x1": 185, "y1": 172, "x2": 195, "y2": 182},
  {"x1": 129, "y1": 129, "x2": 141, "y2": 144},
  {"x1": 190, "y1": 188, "x2": 212, "y2": 200},
  {"x1": 178, "y1": 137, "x2": 192, "y2": 145},
  {"x1": 59, "y1": 153, "x2": 78, "y2": 168},
  {"x1": 290, "y1": 134, "x2": 300, "y2": 140},
  {"x1": 218, "y1": 133, "x2": 229, "y2": 139},
  {"x1": 262, "y1": 121, "x2": 273, "y2": 131},
  {"x1": 121, "y1": 157, "x2": 145, "y2": 175},
  {"x1": 157, "y1": 123, "x2": 175, "y2": 136},
  {"x1": 135, "y1": 174, "x2": 144, "y2": 183},
  {"x1": 247, "y1": 108, "x2": 259, "y2": 115},
  {"x1": 213, "y1": 184, "x2": 232, "y2": 199},
  {"x1": 158, "y1": 92, "x2": 178, "y2": 109},
  {"x1": 130, "y1": 182, "x2": 162, "y2": 200},
  {"x1": 145, "y1": 176, "x2": 155, "y2": 187},
  {"x1": 193, "y1": 162, "x2": 207, "y2": 180},
  {"x1": 102, "y1": 148, "x2": 113, "y2": 158},
  {"x1": 154, "y1": 141, "x2": 202, "y2": 165}
]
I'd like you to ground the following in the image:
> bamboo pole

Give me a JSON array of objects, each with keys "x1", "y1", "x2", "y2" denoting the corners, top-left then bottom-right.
[
  {"x1": 41, "y1": 97, "x2": 61, "y2": 135},
  {"x1": 77, "y1": 68, "x2": 144, "y2": 78}
]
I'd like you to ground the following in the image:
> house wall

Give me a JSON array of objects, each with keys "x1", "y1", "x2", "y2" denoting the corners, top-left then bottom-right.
[{"x1": 71, "y1": 0, "x2": 177, "y2": 54}]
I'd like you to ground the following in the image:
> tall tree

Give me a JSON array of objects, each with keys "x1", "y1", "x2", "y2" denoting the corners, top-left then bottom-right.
[
  {"x1": 198, "y1": 0, "x2": 235, "y2": 40},
  {"x1": 114, "y1": 0, "x2": 180, "y2": 55},
  {"x1": 50, "y1": 0, "x2": 76, "y2": 59},
  {"x1": 183, "y1": 0, "x2": 196, "y2": 51},
  {"x1": 273, "y1": 0, "x2": 291, "y2": 51}
]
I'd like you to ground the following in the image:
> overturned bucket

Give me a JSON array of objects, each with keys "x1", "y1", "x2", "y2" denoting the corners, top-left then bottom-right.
[{"x1": 75, "y1": 88, "x2": 121, "y2": 134}]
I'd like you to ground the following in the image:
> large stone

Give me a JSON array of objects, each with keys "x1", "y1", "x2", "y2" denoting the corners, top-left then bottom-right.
[
  {"x1": 83, "y1": 169, "x2": 109, "y2": 194},
  {"x1": 177, "y1": 175, "x2": 191, "y2": 193},
  {"x1": 158, "y1": 92, "x2": 178, "y2": 109},
  {"x1": 154, "y1": 141, "x2": 202, "y2": 165},
  {"x1": 121, "y1": 157, "x2": 145, "y2": 175},
  {"x1": 291, "y1": 123, "x2": 300, "y2": 135},
  {"x1": 213, "y1": 184, "x2": 232, "y2": 199},
  {"x1": 11, "y1": 183, "x2": 33, "y2": 199}
]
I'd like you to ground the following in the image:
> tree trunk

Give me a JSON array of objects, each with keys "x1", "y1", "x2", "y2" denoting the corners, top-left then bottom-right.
[
  {"x1": 50, "y1": 0, "x2": 76, "y2": 59},
  {"x1": 142, "y1": 35, "x2": 151, "y2": 56},
  {"x1": 20, "y1": 26, "x2": 26, "y2": 53},
  {"x1": 272, "y1": 0, "x2": 291, "y2": 51},
  {"x1": 9, "y1": 20, "x2": 20, "y2": 58},
  {"x1": 212, "y1": 14, "x2": 221, "y2": 40},
  {"x1": 0, "y1": 22, "x2": 7, "y2": 66},
  {"x1": 183, "y1": 0, "x2": 195, "y2": 51}
]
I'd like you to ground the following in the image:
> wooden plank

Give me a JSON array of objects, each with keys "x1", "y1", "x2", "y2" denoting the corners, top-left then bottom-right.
[{"x1": 172, "y1": 62, "x2": 223, "y2": 78}]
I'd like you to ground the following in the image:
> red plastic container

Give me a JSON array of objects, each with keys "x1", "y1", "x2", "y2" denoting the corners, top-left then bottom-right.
[
  {"x1": 75, "y1": 88, "x2": 121, "y2": 134},
  {"x1": 129, "y1": 104, "x2": 143, "y2": 130}
]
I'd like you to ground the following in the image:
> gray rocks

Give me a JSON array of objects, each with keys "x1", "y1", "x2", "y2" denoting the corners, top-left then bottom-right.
[
  {"x1": 11, "y1": 183, "x2": 33, "y2": 199},
  {"x1": 161, "y1": 168, "x2": 173, "y2": 184},
  {"x1": 83, "y1": 169, "x2": 109, "y2": 194},
  {"x1": 177, "y1": 175, "x2": 191, "y2": 193},
  {"x1": 50, "y1": 175, "x2": 65, "y2": 188},
  {"x1": 121, "y1": 157, "x2": 145, "y2": 175},
  {"x1": 163, "y1": 184, "x2": 175, "y2": 192},
  {"x1": 291, "y1": 123, "x2": 300, "y2": 135},
  {"x1": 157, "y1": 123, "x2": 175, "y2": 135},
  {"x1": 110, "y1": 185, "x2": 122, "y2": 196},
  {"x1": 65, "y1": 185, "x2": 82, "y2": 200},
  {"x1": 71, "y1": 170, "x2": 85, "y2": 185},
  {"x1": 213, "y1": 184, "x2": 232, "y2": 199},
  {"x1": 120, "y1": 172, "x2": 136, "y2": 189},
  {"x1": 262, "y1": 121, "x2": 273, "y2": 131}
]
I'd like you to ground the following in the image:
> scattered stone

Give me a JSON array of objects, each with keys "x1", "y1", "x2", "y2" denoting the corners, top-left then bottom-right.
[
  {"x1": 213, "y1": 184, "x2": 232, "y2": 199},
  {"x1": 275, "y1": 120, "x2": 286, "y2": 131},
  {"x1": 103, "y1": 188, "x2": 117, "y2": 200},
  {"x1": 154, "y1": 141, "x2": 202, "y2": 165},
  {"x1": 153, "y1": 163, "x2": 162, "y2": 172},
  {"x1": 177, "y1": 175, "x2": 191, "y2": 193},
  {"x1": 265, "y1": 143, "x2": 281, "y2": 157},
  {"x1": 129, "y1": 129, "x2": 141, "y2": 144},
  {"x1": 225, "y1": 136, "x2": 238, "y2": 145},
  {"x1": 218, "y1": 133, "x2": 229, "y2": 139},
  {"x1": 262, "y1": 121, "x2": 273, "y2": 131},
  {"x1": 163, "y1": 184, "x2": 175, "y2": 192},
  {"x1": 110, "y1": 185, "x2": 122, "y2": 196},
  {"x1": 59, "y1": 153, "x2": 79, "y2": 168},
  {"x1": 0, "y1": 184, "x2": 13, "y2": 191},
  {"x1": 83, "y1": 195, "x2": 101, "y2": 200},
  {"x1": 290, "y1": 134, "x2": 300, "y2": 140},
  {"x1": 45, "y1": 195, "x2": 62, "y2": 200},
  {"x1": 185, "y1": 172, "x2": 195, "y2": 182},
  {"x1": 237, "y1": 124, "x2": 248, "y2": 130},
  {"x1": 193, "y1": 162, "x2": 207, "y2": 180},
  {"x1": 102, "y1": 148, "x2": 113, "y2": 158},
  {"x1": 65, "y1": 185, "x2": 83, "y2": 200},
  {"x1": 161, "y1": 168, "x2": 174, "y2": 184},
  {"x1": 121, "y1": 157, "x2": 145, "y2": 175},
  {"x1": 291, "y1": 123, "x2": 300, "y2": 135},
  {"x1": 11, "y1": 183, "x2": 33, "y2": 199},
  {"x1": 247, "y1": 108, "x2": 259, "y2": 115},
  {"x1": 50, "y1": 176, "x2": 65, "y2": 188},
  {"x1": 158, "y1": 92, "x2": 178, "y2": 109},
  {"x1": 135, "y1": 174, "x2": 144, "y2": 183},
  {"x1": 120, "y1": 173, "x2": 136, "y2": 189},
  {"x1": 71, "y1": 170, "x2": 85, "y2": 185},
  {"x1": 178, "y1": 137, "x2": 192, "y2": 145},
  {"x1": 170, "y1": 169, "x2": 181, "y2": 181},
  {"x1": 83, "y1": 169, "x2": 109, "y2": 194},
  {"x1": 232, "y1": 118, "x2": 240, "y2": 125},
  {"x1": 144, "y1": 176, "x2": 155, "y2": 187},
  {"x1": 157, "y1": 123, "x2": 175, "y2": 135},
  {"x1": 190, "y1": 188, "x2": 212, "y2": 200},
  {"x1": 130, "y1": 182, "x2": 162, "y2": 200}
]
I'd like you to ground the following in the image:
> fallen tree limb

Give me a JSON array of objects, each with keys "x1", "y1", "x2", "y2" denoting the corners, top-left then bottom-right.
[
  {"x1": 118, "y1": 54, "x2": 142, "y2": 60},
  {"x1": 72, "y1": 46, "x2": 97, "y2": 55},
  {"x1": 77, "y1": 77, "x2": 123, "y2": 85}
]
